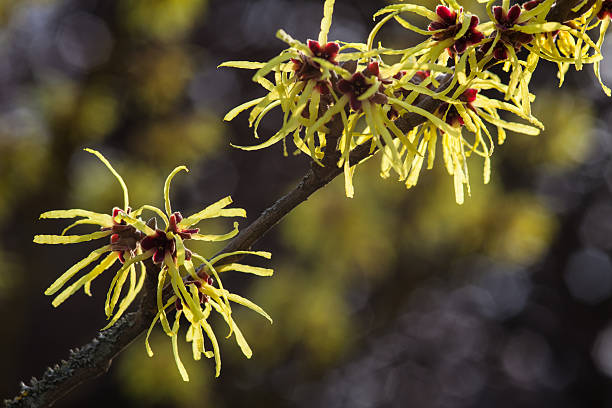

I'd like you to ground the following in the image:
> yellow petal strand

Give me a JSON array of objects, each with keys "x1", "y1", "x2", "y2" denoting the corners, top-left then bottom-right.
[
  {"x1": 201, "y1": 320, "x2": 221, "y2": 377},
  {"x1": 226, "y1": 292, "x2": 273, "y2": 324},
  {"x1": 184, "y1": 259, "x2": 199, "y2": 280},
  {"x1": 178, "y1": 196, "x2": 242, "y2": 228},
  {"x1": 131, "y1": 204, "x2": 169, "y2": 229},
  {"x1": 514, "y1": 22, "x2": 564, "y2": 34},
  {"x1": 209, "y1": 250, "x2": 272, "y2": 266},
  {"x1": 393, "y1": 15, "x2": 433, "y2": 35},
  {"x1": 191, "y1": 222, "x2": 240, "y2": 242},
  {"x1": 45, "y1": 244, "x2": 111, "y2": 296},
  {"x1": 84, "y1": 148, "x2": 129, "y2": 211},
  {"x1": 367, "y1": 11, "x2": 398, "y2": 51},
  {"x1": 215, "y1": 263, "x2": 274, "y2": 276},
  {"x1": 80, "y1": 252, "x2": 117, "y2": 297},
  {"x1": 101, "y1": 263, "x2": 144, "y2": 330},
  {"x1": 175, "y1": 234, "x2": 186, "y2": 268},
  {"x1": 373, "y1": 4, "x2": 437, "y2": 21},
  {"x1": 104, "y1": 253, "x2": 151, "y2": 318},
  {"x1": 388, "y1": 97, "x2": 456, "y2": 135},
  {"x1": 115, "y1": 213, "x2": 155, "y2": 236},
  {"x1": 50, "y1": 251, "x2": 117, "y2": 306},
  {"x1": 454, "y1": 14, "x2": 472, "y2": 41},
  {"x1": 171, "y1": 312, "x2": 190, "y2": 382},
  {"x1": 164, "y1": 166, "x2": 189, "y2": 217},
  {"x1": 166, "y1": 253, "x2": 203, "y2": 321},
  {"x1": 191, "y1": 322, "x2": 205, "y2": 361},
  {"x1": 223, "y1": 97, "x2": 265, "y2": 121},
  {"x1": 198, "y1": 255, "x2": 230, "y2": 311},
  {"x1": 145, "y1": 296, "x2": 177, "y2": 356},
  {"x1": 595, "y1": 19, "x2": 612, "y2": 97},
  {"x1": 479, "y1": 111, "x2": 541, "y2": 136},
  {"x1": 34, "y1": 230, "x2": 111, "y2": 245},
  {"x1": 217, "y1": 208, "x2": 247, "y2": 218},
  {"x1": 230, "y1": 316, "x2": 253, "y2": 359},
  {"x1": 60, "y1": 219, "x2": 104, "y2": 236},
  {"x1": 318, "y1": 0, "x2": 335, "y2": 44},
  {"x1": 40, "y1": 209, "x2": 113, "y2": 225},
  {"x1": 344, "y1": 161, "x2": 355, "y2": 198},
  {"x1": 135, "y1": 260, "x2": 146, "y2": 294},
  {"x1": 252, "y1": 50, "x2": 296, "y2": 82},
  {"x1": 218, "y1": 61, "x2": 266, "y2": 70},
  {"x1": 105, "y1": 261, "x2": 130, "y2": 318},
  {"x1": 157, "y1": 268, "x2": 172, "y2": 335}
]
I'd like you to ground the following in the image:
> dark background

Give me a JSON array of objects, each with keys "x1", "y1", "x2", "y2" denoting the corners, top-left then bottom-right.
[{"x1": 2, "y1": 0, "x2": 612, "y2": 406}]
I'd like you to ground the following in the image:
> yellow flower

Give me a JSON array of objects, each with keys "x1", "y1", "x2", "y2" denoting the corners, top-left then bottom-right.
[
  {"x1": 110, "y1": 165, "x2": 273, "y2": 380},
  {"x1": 222, "y1": 0, "x2": 609, "y2": 204},
  {"x1": 34, "y1": 149, "x2": 148, "y2": 323}
]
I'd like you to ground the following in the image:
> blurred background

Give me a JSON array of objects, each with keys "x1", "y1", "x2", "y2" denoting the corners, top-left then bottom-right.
[{"x1": 1, "y1": 0, "x2": 612, "y2": 406}]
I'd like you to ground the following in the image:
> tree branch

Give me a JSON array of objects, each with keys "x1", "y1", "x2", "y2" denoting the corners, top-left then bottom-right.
[
  {"x1": 4, "y1": 1, "x2": 589, "y2": 405},
  {"x1": 547, "y1": 0, "x2": 598, "y2": 22}
]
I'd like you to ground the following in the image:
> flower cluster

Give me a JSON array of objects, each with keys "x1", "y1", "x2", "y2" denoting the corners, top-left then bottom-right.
[
  {"x1": 428, "y1": 5, "x2": 485, "y2": 55},
  {"x1": 35, "y1": 149, "x2": 273, "y2": 379},
  {"x1": 221, "y1": 0, "x2": 609, "y2": 204}
]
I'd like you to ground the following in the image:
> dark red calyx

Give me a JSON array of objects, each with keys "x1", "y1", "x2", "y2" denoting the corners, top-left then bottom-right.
[
  {"x1": 108, "y1": 206, "x2": 143, "y2": 263},
  {"x1": 111, "y1": 207, "x2": 132, "y2": 225},
  {"x1": 460, "y1": 88, "x2": 478, "y2": 103},
  {"x1": 366, "y1": 61, "x2": 380, "y2": 77},
  {"x1": 141, "y1": 229, "x2": 176, "y2": 264},
  {"x1": 200, "y1": 272, "x2": 214, "y2": 286},
  {"x1": 167, "y1": 211, "x2": 199, "y2": 240},
  {"x1": 307, "y1": 40, "x2": 340, "y2": 64},
  {"x1": 436, "y1": 88, "x2": 478, "y2": 128},
  {"x1": 292, "y1": 54, "x2": 324, "y2": 81},
  {"x1": 598, "y1": 1, "x2": 612, "y2": 20},
  {"x1": 337, "y1": 71, "x2": 388, "y2": 111},
  {"x1": 493, "y1": 5, "x2": 522, "y2": 29},
  {"x1": 436, "y1": 5, "x2": 457, "y2": 26},
  {"x1": 428, "y1": 8, "x2": 484, "y2": 55},
  {"x1": 393, "y1": 70, "x2": 406, "y2": 80}
]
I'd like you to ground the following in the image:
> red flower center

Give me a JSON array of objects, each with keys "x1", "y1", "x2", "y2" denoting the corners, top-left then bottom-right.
[
  {"x1": 428, "y1": 6, "x2": 484, "y2": 55},
  {"x1": 141, "y1": 212, "x2": 197, "y2": 264}
]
